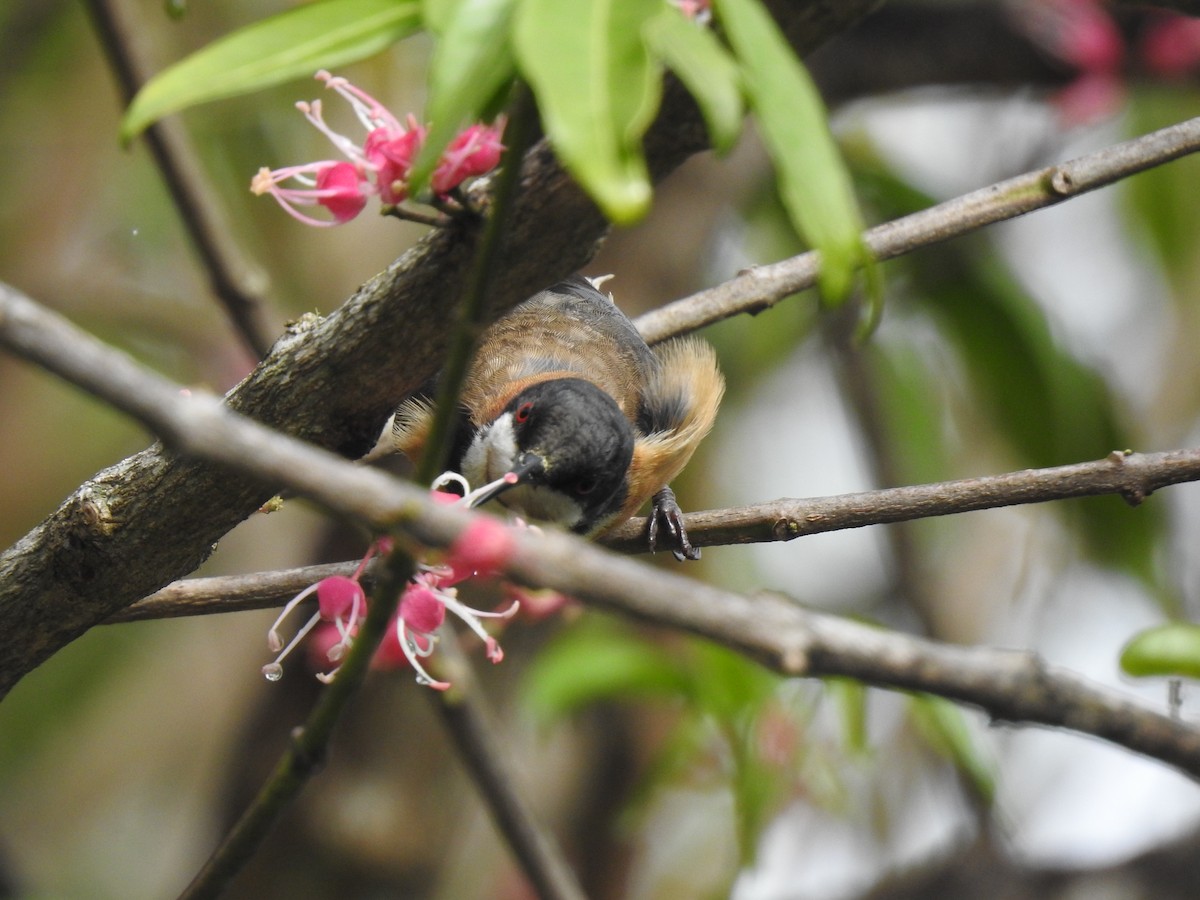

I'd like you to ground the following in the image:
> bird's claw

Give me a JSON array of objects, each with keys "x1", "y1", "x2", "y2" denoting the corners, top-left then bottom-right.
[{"x1": 648, "y1": 486, "x2": 699, "y2": 561}]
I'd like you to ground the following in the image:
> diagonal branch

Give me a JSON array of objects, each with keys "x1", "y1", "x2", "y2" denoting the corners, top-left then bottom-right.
[
  {"x1": 634, "y1": 115, "x2": 1200, "y2": 344},
  {"x1": 3, "y1": 282, "x2": 1200, "y2": 780}
]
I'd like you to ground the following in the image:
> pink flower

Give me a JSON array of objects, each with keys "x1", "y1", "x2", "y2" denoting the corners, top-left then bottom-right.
[
  {"x1": 504, "y1": 583, "x2": 575, "y2": 621},
  {"x1": 431, "y1": 123, "x2": 505, "y2": 196},
  {"x1": 371, "y1": 619, "x2": 432, "y2": 672},
  {"x1": 400, "y1": 579, "x2": 447, "y2": 633},
  {"x1": 1053, "y1": 71, "x2": 1126, "y2": 126},
  {"x1": 1018, "y1": 0, "x2": 1124, "y2": 72},
  {"x1": 261, "y1": 473, "x2": 525, "y2": 689},
  {"x1": 445, "y1": 516, "x2": 516, "y2": 581},
  {"x1": 250, "y1": 160, "x2": 369, "y2": 227},
  {"x1": 262, "y1": 574, "x2": 366, "y2": 681},
  {"x1": 385, "y1": 570, "x2": 519, "y2": 689},
  {"x1": 365, "y1": 123, "x2": 427, "y2": 203},
  {"x1": 252, "y1": 71, "x2": 504, "y2": 226},
  {"x1": 1139, "y1": 15, "x2": 1200, "y2": 79},
  {"x1": 1011, "y1": 0, "x2": 1127, "y2": 123}
]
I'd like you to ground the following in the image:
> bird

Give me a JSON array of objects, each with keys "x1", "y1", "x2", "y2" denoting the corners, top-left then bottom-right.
[{"x1": 370, "y1": 275, "x2": 724, "y2": 559}]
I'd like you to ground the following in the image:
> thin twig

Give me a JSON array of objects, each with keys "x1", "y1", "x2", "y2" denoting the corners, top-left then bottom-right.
[
  {"x1": 419, "y1": 85, "x2": 537, "y2": 483},
  {"x1": 115, "y1": 447, "x2": 1200, "y2": 621},
  {"x1": 4, "y1": 282, "x2": 1200, "y2": 781},
  {"x1": 432, "y1": 634, "x2": 588, "y2": 900},
  {"x1": 178, "y1": 85, "x2": 583, "y2": 900},
  {"x1": 108, "y1": 561, "x2": 371, "y2": 622},
  {"x1": 410, "y1": 85, "x2": 588, "y2": 900},
  {"x1": 177, "y1": 548, "x2": 416, "y2": 900},
  {"x1": 634, "y1": 115, "x2": 1200, "y2": 344},
  {"x1": 602, "y1": 449, "x2": 1198, "y2": 551},
  {"x1": 83, "y1": 0, "x2": 276, "y2": 359}
]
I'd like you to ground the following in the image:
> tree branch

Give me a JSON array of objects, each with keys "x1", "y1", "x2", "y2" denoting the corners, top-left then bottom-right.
[
  {"x1": 3, "y1": 282, "x2": 1200, "y2": 782},
  {"x1": 634, "y1": 115, "x2": 1200, "y2": 344},
  {"x1": 430, "y1": 635, "x2": 588, "y2": 900},
  {"x1": 83, "y1": 0, "x2": 276, "y2": 359},
  {"x1": 601, "y1": 449, "x2": 1198, "y2": 551},
  {"x1": 116, "y1": 445, "x2": 1200, "y2": 621}
]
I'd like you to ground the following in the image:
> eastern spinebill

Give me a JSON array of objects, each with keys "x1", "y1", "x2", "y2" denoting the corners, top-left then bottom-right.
[{"x1": 370, "y1": 275, "x2": 724, "y2": 559}]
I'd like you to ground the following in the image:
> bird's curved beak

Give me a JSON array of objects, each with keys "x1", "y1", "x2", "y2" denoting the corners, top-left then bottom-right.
[{"x1": 467, "y1": 452, "x2": 544, "y2": 507}]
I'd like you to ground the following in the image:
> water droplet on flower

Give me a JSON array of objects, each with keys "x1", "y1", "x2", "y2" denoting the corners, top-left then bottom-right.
[{"x1": 262, "y1": 663, "x2": 283, "y2": 682}]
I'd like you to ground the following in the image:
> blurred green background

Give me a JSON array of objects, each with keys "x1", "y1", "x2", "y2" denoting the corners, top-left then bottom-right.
[{"x1": 5, "y1": 2, "x2": 1200, "y2": 898}]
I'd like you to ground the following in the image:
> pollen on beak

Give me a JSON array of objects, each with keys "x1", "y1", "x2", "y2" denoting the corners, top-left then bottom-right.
[
  {"x1": 467, "y1": 452, "x2": 544, "y2": 507},
  {"x1": 509, "y1": 452, "x2": 545, "y2": 481}
]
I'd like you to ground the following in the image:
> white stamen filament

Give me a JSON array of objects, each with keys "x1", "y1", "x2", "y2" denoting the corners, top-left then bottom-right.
[
  {"x1": 397, "y1": 618, "x2": 450, "y2": 690},
  {"x1": 297, "y1": 99, "x2": 365, "y2": 163},
  {"x1": 266, "y1": 582, "x2": 320, "y2": 652},
  {"x1": 262, "y1": 610, "x2": 322, "y2": 679},
  {"x1": 432, "y1": 471, "x2": 471, "y2": 496},
  {"x1": 441, "y1": 595, "x2": 520, "y2": 646}
]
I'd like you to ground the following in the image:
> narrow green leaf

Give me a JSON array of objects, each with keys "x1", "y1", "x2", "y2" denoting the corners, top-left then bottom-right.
[
  {"x1": 1120, "y1": 623, "x2": 1200, "y2": 679},
  {"x1": 421, "y1": 0, "x2": 459, "y2": 34},
  {"x1": 826, "y1": 677, "x2": 869, "y2": 755},
  {"x1": 409, "y1": 0, "x2": 517, "y2": 196},
  {"x1": 120, "y1": 0, "x2": 421, "y2": 143},
  {"x1": 909, "y1": 694, "x2": 995, "y2": 803},
  {"x1": 643, "y1": 6, "x2": 743, "y2": 154},
  {"x1": 513, "y1": 0, "x2": 663, "y2": 223},
  {"x1": 714, "y1": 0, "x2": 870, "y2": 302},
  {"x1": 1124, "y1": 89, "x2": 1200, "y2": 286}
]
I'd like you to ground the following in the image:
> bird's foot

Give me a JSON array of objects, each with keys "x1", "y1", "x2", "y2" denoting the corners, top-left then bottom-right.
[{"x1": 648, "y1": 486, "x2": 699, "y2": 561}]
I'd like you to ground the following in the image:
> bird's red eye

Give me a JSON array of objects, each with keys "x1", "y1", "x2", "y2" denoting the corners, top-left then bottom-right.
[
  {"x1": 515, "y1": 402, "x2": 533, "y2": 423},
  {"x1": 574, "y1": 476, "x2": 597, "y2": 495}
]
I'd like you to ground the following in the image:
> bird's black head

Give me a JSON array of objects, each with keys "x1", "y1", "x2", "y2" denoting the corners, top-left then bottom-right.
[{"x1": 462, "y1": 378, "x2": 634, "y2": 533}]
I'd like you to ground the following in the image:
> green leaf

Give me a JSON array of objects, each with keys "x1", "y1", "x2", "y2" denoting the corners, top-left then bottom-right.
[
  {"x1": 1124, "y1": 89, "x2": 1200, "y2": 288},
  {"x1": 909, "y1": 694, "x2": 995, "y2": 803},
  {"x1": 643, "y1": 5, "x2": 743, "y2": 154},
  {"x1": 714, "y1": 0, "x2": 870, "y2": 303},
  {"x1": 521, "y1": 618, "x2": 691, "y2": 723},
  {"x1": 513, "y1": 0, "x2": 663, "y2": 223},
  {"x1": 686, "y1": 641, "x2": 779, "y2": 721},
  {"x1": 870, "y1": 343, "x2": 950, "y2": 487},
  {"x1": 825, "y1": 677, "x2": 869, "y2": 755},
  {"x1": 120, "y1": 0, "x2": 421, "y2": 143},
  {"x1": 421, "y1": 0, "x2": 458, "y2": 34},
  {"x1": 1120, "y1": 622, "x2": 1200, "y2": 679},
  {"x1": 409, "y1": 0, "x2": 517, "y2": 196}
]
